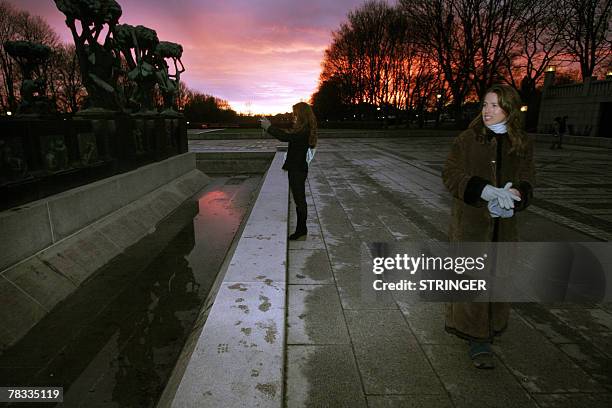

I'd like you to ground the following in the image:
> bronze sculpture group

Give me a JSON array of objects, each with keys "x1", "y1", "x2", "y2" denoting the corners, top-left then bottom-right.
[
  {"x1": 1, "y1": 0, "x2": 188, "y2": 206},
  {"x1": 4, "y1": 0, "x2": 185, "y2": 115},
  {"x1": 3, "y1": 41, "x2": 53, "y2": 115}
]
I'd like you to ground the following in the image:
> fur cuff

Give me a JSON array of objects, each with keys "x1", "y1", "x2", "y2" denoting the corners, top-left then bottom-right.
[
  {"x1": 464, "y1": 176, "x2": 489, "y2": 206},
  {"x1": 514, "y1": 181, "x2": 533, "y2": 212}
]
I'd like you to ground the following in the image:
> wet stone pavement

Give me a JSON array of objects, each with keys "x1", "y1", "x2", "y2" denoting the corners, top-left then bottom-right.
[
  {"x1": 3, "y1": 136, "x2": 608, "y2": 407},
  {"x1": 219, "y1": 137, "x2": 612, "y2": 407}
]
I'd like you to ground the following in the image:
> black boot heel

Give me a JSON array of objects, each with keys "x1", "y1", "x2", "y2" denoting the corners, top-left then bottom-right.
[{"x1": 289, "y1": 230, "x2": 307, "y2": 240}]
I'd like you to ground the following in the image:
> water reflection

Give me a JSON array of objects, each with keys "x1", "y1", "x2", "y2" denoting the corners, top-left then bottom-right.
[
  {"x1": 187, "y1": 178, "x2": 256, "y2": 288},
  {"x1": 111, "y1": 218, "x2": 200, "y2": 407}
]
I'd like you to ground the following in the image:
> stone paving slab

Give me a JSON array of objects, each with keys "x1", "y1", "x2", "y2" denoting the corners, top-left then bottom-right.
[
  {"x1": 513, "y1": 303, "x2": 588, "y2": 343},
  {"x1": 171, "y1": 281, "x2": 285, "y2": 408},
  {"x1": 549, "y1": 308, "x2": 612, "y2": 357},
  {"x1": 0, "y1": 202, "x2": 52, "y2": 272},
  {"x1": 556, "y1": 343, "x2": 612, "y2": 389},
  {"x1": 285, "y1": 345, "x2": 367, "y2": 408},
  {"x1": 532, "y1": 393, "x2": 612, "y2": 408},
  {"x1": 224, "y1": 234, "x2": 287, "y2": 283},
  {"x1": 2, "y1": 257, "x2": 76, "y2": 311},
  {"x1": 345, "y1": 310, "x2": 445, "y2": 395},
  {"x1": 0, "y1": 276, "x2": 47, "y2": 351},
  {"x1": 366, "y1": 395, "x2": 454, "y2": 408},
  {"x1": 492, "y1": 313, "x2": 603, "y2": 393},
  {"x1": 396, "y1": 301, "x2": 464, "y2": 345},
  {"x1": 287, "y1": 250, "x2": 334, "y2": 285},
  {"x1": 423, "y1": 344, "x2": 539, "y2": 408},
  {"x1": 287, "y1": 284, "x2": 349, "y2": 345},
  {"x1": 37, "y1": 228, "x2": 123, "y2": 286},
  {"x1": 94, "y1": 208, "x2": 151, "y2": 249},
  {"x1": 334, "y1": 273, "x2": 399, "y2": 310}
]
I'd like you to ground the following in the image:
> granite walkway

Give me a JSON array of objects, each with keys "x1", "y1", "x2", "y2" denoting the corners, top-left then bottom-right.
[
  {"x1": 283, "y1": 138, "x2": 612, "y2": 408},
  {"x1": 192, "y1": 137, "x2": 612, "y2": 407}
]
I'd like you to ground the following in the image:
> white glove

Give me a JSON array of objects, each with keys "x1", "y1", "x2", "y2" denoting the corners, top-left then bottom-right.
[
  {"x1": 259, "y1": 117, "x2": 271, "y2": 131},
  {"x1": 488, "y1": 199, "x2": 514, "y2": 218},
  {"x1": 481, "y1": 182, "x2": 521, "y2": 209},
  {"x1": 306, "y1": 147, "x2": 316, "y2": 164}
]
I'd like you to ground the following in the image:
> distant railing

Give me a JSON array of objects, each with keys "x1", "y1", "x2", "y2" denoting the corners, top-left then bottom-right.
[
  {"x1": 545, "y1": 78, "x2": 612, "y2": 98},
  {"x1": 590, "y1": 80, "x2": 612, "y2": 96},
  {"x1": 545, "y1": 83, "x2": 583, "y2": 97}
]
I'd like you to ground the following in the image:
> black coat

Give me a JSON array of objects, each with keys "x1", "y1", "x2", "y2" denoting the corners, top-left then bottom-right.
[{"x1": 267, "y1": 125, "x2": 310, "y2": 172}]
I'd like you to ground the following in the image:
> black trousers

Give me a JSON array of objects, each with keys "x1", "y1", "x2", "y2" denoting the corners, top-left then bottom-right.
[
  {"x1": 551, "y1": 132, "x2": 564, "y2": 149},
  {"x1": 288, "y1": 170, "x2": 308, "y2": 232}
]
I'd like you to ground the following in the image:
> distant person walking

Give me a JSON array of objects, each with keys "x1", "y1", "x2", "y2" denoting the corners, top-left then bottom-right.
[
  {"x1": 442, "y1": 84, "x2": 536, "y2": 369},
  {"x1": 550, "y1": 116, "x2": 567, "y2": 149},
  {"x1": 259, "y1": 102, "x2": 318, "y2": 240}
]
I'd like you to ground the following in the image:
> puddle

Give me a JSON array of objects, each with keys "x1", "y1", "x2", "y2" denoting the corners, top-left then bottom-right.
[{"x1": 0, "y1": 175, "x2": 261, "y2": 407}]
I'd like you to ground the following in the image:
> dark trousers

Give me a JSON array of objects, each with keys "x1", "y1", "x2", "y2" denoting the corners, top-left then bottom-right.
[
  {"x1": 288, "y1": 170, "x2": 308, "y2": 232},
  {"x1": 551, "y1": 132, "x2": 564, "y2": 149}
]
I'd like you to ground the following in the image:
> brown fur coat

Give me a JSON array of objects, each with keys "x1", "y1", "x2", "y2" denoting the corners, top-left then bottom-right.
[{"x1": 442, "y1": 128, "x2": 536, "y2": 341}]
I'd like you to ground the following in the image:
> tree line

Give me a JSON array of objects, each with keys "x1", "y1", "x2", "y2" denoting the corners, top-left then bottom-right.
[
  {"x1": 312, "y1": 0, "x2": 611, "y2": 126},
  {"x1": 0, "y1": 1, "x2": 236, "y2": 122}
]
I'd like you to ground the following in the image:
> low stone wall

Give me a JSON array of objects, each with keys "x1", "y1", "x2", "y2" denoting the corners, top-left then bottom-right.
[
  {"x1": 188, "y1": 129, "x2": 462, "y2": 140},
  {"x1": 0, "y1": 153, "x2": 210, "y2": 351},
  {"x1": 190, "y1": 129, "x2": 611, "y2": 149},
  {"x1": 161, "y1": 151, "x2": 288, "y2": 408},
  {"x1": 0, "y1": 153, "x2": 199, "y2": 271},
  {"x1": 196, "y1": 151, "x2": 275, "y2": 174},
  {"x1": 531, "y1": 133, "x2": 612, "y2": 148}
]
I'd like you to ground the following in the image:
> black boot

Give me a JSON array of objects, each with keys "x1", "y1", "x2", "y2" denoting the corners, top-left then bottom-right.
[
  {"x1": 290, "y1": 208, "x2": 308, "y2": 240},
  {"x1": 468, "y1": 341, "x2": 495, "y2": 369},
  {"x1": 289, "y1": 230, "x2": 307, "y2": 240}
]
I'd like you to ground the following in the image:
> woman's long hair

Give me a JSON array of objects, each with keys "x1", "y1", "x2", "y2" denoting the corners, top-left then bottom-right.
[
  {"x1": 293, "y1": 102, "x2": 318, "y2": 147},
  {"x1": 469, "y1": 84, "x2": 527, "y2": 155}
]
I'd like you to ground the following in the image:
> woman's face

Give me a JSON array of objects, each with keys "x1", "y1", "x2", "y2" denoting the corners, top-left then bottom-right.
[
  {"x1": 292, "y1": 108, "x2": 299, "y2": 124},
  {"x1": 482, "y1": 92, "x2": 507, "y2": 126}
]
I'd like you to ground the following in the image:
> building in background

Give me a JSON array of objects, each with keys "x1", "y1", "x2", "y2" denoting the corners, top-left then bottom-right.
[{"x1": 538, "y1": 69, "x2": 612, "y2": 138}]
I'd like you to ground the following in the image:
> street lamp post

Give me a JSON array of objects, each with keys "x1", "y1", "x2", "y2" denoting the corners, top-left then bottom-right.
[{"x1": 435, "y1": 94, "x2": 442, "y2": 128}]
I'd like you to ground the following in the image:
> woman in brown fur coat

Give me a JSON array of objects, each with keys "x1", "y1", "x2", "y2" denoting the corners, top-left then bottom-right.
[{"x1": 442, "y1": 84, "x2": 535, "y2": 369}]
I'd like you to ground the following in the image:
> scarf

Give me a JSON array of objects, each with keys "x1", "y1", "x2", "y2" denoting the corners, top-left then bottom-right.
[{"x1": 486, "y1": 121, "x2": 507, "y2": 134}]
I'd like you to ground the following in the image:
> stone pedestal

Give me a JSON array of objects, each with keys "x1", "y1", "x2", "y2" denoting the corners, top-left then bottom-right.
[{"x1": 0, "y1": 113, "x2": 187, "y2": 210}]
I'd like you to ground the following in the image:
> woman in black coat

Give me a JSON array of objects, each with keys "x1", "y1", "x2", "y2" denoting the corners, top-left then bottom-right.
[{"x1": 259, "y1": 102, "x2": 318, "y2": 240}]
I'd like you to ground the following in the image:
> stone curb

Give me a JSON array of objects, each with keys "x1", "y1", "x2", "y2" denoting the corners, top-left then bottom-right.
[{"x1": 167, "y1": 152, "x2": 288, "y2": 408}]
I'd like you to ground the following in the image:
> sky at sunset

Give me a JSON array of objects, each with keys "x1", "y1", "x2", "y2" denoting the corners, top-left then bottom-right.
[{"x1": 16, "y1": 0, "x2": 374, "y2": 114}]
